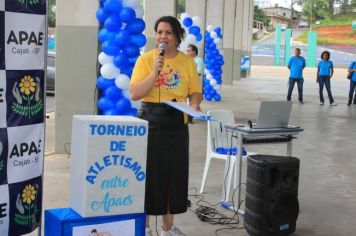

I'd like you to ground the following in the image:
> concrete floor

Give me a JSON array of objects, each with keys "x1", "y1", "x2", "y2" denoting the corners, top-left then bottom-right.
[{"x1": 28, "y1": 66, "x2": 356, "y2": 236}]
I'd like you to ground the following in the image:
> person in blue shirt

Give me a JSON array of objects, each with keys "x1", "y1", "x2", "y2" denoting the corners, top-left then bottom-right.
[
  {"x1": 186, "y1": 44, "x2": 204, "y2": 77},
  {"x1": 316, "y1": 51, "x2": 336, "y2": 106},
  {"x1": 347, "y1": 61, "x2": 356, "y2": 106},
  {"x1": 287, "y1": 48, "x2": 306, "y2": 104},
  {"x1": 186, "y1": 44, "x2": 204, "y2": 123}
]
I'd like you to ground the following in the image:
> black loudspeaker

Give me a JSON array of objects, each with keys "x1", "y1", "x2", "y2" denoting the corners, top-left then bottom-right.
[{"x1": 244, "y1": 155, "x2": 300, "y2": 236}]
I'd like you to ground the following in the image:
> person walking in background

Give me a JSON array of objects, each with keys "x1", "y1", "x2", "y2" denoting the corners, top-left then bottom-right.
[
  {"x1": 316, "y1": 51, "x2": 336, "y2": 106},
  {"x1": 287, "y1": 48, "x2": 306, "y2": 104},
  {"x1": 130, "y1": 16, "x2": 202, "y2": 236},
  {"x1": 347, "y1": 60, "x2": 356, "y2": 106}
]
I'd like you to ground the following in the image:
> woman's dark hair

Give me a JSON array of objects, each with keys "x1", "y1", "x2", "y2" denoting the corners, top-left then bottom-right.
[
  {"x1": 154, "y1": 16, "x2": 185, "y2": 46},
  {"x1": 91, "y1": 229, "x2": 97, "y2": 233},
  {"x1": 321, "y1": 50, "x2": 330, "y2": 60},
  {"x1": 188, "y1": 44, "x2": 198, "y2": 55}
]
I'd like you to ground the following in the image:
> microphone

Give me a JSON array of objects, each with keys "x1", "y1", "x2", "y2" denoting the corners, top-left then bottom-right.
[
  {"x1": 158, "y1": 42, "x2": 167, "y2": 56},
  {"x1": 158, "y1": 42, "x2": 166, "y2": 72}
]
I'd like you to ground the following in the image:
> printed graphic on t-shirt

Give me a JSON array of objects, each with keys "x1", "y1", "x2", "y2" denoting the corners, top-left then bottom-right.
[{"x1": 156, "y1": 64, "x2": 181, "y2": 89}]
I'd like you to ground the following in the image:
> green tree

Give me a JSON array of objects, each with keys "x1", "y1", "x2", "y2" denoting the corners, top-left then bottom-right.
[
  {"x1": 327, "y1": 0, "x2": 335, "y2": 19},
  {"x1": 48, "y1": 0, "x2": 56, "y2": 28},
  {"x1": 301, "y1": 0, "x2": 328, "y2": 25},
  {"x1": 337, "y1": 0, "x2": 356, "y2": 14},
  {"x1": 254, "y1": 5, "x2": 270, "y2": 28}
]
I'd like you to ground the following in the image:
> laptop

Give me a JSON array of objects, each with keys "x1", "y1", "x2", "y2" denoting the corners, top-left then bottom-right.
[{"x1": 254, "y1": 101, "x2": 292, "y2": 128}]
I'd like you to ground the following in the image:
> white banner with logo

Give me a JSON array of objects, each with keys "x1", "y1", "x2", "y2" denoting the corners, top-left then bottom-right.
[{"x1": 0, "y1": 0, "x2": 46, "y2": 235}]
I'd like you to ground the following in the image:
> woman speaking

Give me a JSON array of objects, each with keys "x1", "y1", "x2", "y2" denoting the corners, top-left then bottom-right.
[{"x1": 130, "y1": 16, "x2": 202, "y2": 236}]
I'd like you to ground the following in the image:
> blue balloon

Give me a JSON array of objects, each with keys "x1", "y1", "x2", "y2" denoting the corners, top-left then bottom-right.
[
  {"x1": 114, "y1": 29, "x2": 131, "y2": 47},
  {"x1": 99, "y1": 0, "x2": 105, "y2": 7},
  {"x1": 215, "y1": 147, "x2": 226, "y2": 154},
  {"x1": 124, "y1": 43, "x2": 140, "y2": 57},
  {"x1": 115, "y1": 98, "x2": 131, "y2": 113},
  {"x1": 209, "y1": 89, "x2": 216, "y2": 96},
  {"x1": 183, "y1": 17, "x2": 193, "y2": 27},
  {"x1": 189, "y1": 26, "x2": 200, "y2": 35},
  {"x1": 205, "y1": 52, "x2": 213, "y2": 60},
  {"x1": 126, "y1": 108, "x2": 138, "y2": 116},
  {"x1": 97, "y1": 76, "x2": 115, "y2": 90},
  {"x1": 204, "y1": 85, "x2": 212, "y2": 93},
  {"x1": 126, "y1": 18, "x2": 146, "y2": 34},
  {"x1": 214, "y1": 27, "x2": 222, "y2": 34},
  {"x1": 205, "y1": 94, "x2": 212, "y2": 101},
  {"x1": 104, "y1": 86, "x2": 122, "y2": 100},
  {"x1": 205, "y1": 63, "x2": 213, "y2": 70},
  {"x1": 98, "y1": 28, "x2": 115, "y2": 42},
  {"x1": 212, "y1": 49, "x2": 219, "y2": 57},
  {"x1": 214, "y1": 94, "x2": 221, "y2": 101},
  {"x1": 96, "y1": 8, "x2": 109, "y2": 24},
  {"x1": 206, "y1": 38, "x2": 213, "y2": 45},
  {"x1": 113, "y1": 53, "x2": 129, "y2": 68},
  {"x1": 104, "y1": 108, "x2": 120, "y2": 116},
  {"x1": 98, "y1": 97, "x2": 115, "y2": 111},
  {"x1": 103, "y1": 0, "x2": 122, "y2": 14},
  {"x1": 196, "y1": 33, "x2": 202, "y2": 41},
  {"x1": 128, "y1": 57, "x2": 138, "y2": 63},
  {"x1": 131, "y1": 34, "x2": 146, "y2": 47},
  {"x1": 119, "y1": 7, "x2": 136, "y2": 23},
  {"x1": 121, "y1": 67, "x2": 133, "y2": 77},
  {"x1": 209, "y1": 43, "x2": 216, "y2": 50},
  {"x1": 102, "y1": 40, "x2": 121, "y2": 56},
  {"x1": 104, "y1": 15, "x2": 122, "y2": 32}
]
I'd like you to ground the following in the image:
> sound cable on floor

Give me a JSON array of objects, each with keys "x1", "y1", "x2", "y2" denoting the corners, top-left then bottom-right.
[{"x1": 187, "y1": 188, "x2": 245, "y2": 235}]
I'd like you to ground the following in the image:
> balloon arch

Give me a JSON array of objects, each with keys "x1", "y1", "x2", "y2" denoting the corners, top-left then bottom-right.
[
  {"x1": 96, "y1": 4, "x2": 225, "y2": 115},
  {"x1": 96, "y1": 0, "x2": 144, "y2": 116}
]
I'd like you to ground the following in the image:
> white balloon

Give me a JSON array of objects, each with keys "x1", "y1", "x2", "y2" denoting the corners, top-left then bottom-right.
[
  {"x1": 206, "y1": 73, "x2": 213, "y2": 80},
  {"x1": 122, "y1": 0, "x2": 140, "y2": 8},
  {"x1": 134, "y1": 5, "x2": 144, "y2": 18},
  {"x1": 185, "y1": 34, "x2": 196, "y2": 44},
  {"x1": 209, "y1": 79, "x2": 217, "y2": 86},
  {"x1": 100, "y1": 63, "x2": 120, "y2": 79},
  {"x1": 179, "y1": 41, "x2": 188, "y2": 53},
  {"x1": 219, "y1": 49, "x2": 224, "y2": 55},
  {"x1": 213, "y1": 84, "x2": 221, "y2": 91},
  {"x1": 206, "y1": 25, "x2": 214, "y2": 32},
  {"x1": 122, "y1": 89, "x2": 131, "y2": 99},
  {"x1": 192, "y1": 16, "x2": 202, "y2": 26},
  {"x1": 115, "y1": 74, "x2": 131, "y2": 90},
  {"x1": 98, "y1": 52, "x2": 113, "y2": 65},
  {"x1": 180, "y1": 13, "x2": 189, "y2": 20},
  {"x1": 210, "y1": 31, "x2": 218, "y2": 39},
  {"x1": 204, "y1": 69, "x2": 210, "y2": 74},
  {"x1": 131, "y1": 100, "x2": 141, "y2": 109},
  {"x1": 214, "y1": 38, "x2": 221, "y2": 44}
]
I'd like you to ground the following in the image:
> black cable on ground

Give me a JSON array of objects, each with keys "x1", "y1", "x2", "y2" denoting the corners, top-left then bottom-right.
[{"x1": 187, "y1": 187, "x2": 245, "y2": 235}]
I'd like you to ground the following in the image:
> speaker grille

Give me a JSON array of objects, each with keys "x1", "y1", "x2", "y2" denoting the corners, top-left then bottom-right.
[{"x1": 244, "y1": 155, "x2": 300, "y2": 236}]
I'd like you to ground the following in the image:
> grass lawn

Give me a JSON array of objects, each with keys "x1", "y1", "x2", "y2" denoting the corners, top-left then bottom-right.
[{"x1": 296, "y1": 13, "x2": 356, "y2": 46}]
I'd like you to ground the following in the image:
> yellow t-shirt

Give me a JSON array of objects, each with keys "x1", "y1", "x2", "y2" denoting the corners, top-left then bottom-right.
[{"x1": 130, "y1": 49, "x2": 202, "y2": 103}]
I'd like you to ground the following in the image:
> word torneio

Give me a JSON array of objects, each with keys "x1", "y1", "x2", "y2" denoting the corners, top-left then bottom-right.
[{"x1": 89, "y1": 124, "x2": 147, "y2": 136}]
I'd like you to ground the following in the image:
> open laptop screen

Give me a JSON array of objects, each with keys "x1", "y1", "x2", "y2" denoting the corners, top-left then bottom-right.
[{"x1": 255, "y1": 101, "x2": 292, "y2": 128}]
